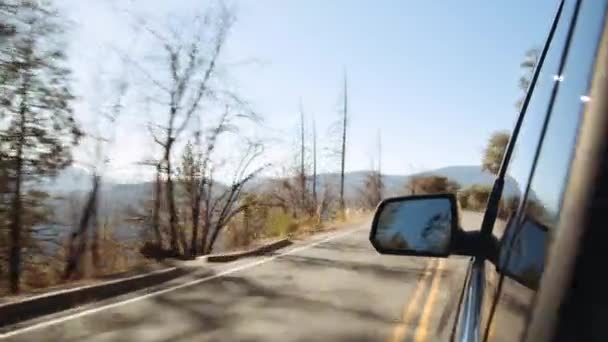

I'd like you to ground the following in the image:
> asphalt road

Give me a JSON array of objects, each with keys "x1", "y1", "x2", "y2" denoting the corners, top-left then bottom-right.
[{"x1": 1, "y1": 222, "x2": 470, "y2": 342}]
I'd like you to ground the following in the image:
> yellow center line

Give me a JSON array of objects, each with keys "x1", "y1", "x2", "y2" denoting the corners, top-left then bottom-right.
[
  {"x1": 413, "y1": 258, "x2": 445, "y2": 342},
  {"x1": 389, "y1": 259, "x2": 437, "y2": 342}
]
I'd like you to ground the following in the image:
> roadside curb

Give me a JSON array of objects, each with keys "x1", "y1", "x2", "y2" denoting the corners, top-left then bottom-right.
[
  {"x1": 0, "y1": 266, "x2": 188, "y2": 328},
  {"x1": 201, "y1": 238, "x2": 292, "y2": 262},
  {"x1": 0, "y1": 238, "x2": 292, "y2": 329}
]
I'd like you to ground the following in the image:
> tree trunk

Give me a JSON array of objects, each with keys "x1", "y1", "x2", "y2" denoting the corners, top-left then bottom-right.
[
  {"x1": 207, "y1": 223, "x2": 222, "y2": 255},
  {"x1": 166, "y1": 164, "x2": 179, "y2": 254},
  {"x1": 201, "y1": 203, "x2": 211, "y2": 255},
  {"x1": 312, "y1": 117, "x2": 317, "y2": 212},
  {"x1": 243, "y1": 206, "x2": 250, "y2": 246},
  {"x1": 64, "y1": 175, "x2": 99, "y2": 280},
  {"x1": 190, "y1": 201, "x2": 200, "y2": 257},
  {"x1": 200, "y1": 219, "x2": 210, "y2": 254},
  {"x1": 152, "y1": 163, "x2": 163, "y2": 248},
  {"x1": 189, "y1": 170, "x2": 201, "y2": 256},
  {"x1": 163, "y1": 138, "x2": 180, "y2": 254},
  {"x1": 200, "y1": 185, "x2": 210, "y2": 254},
  {"x1": 90, "y1": 178, "x2": 100, "y2": 270},
  {"x1": 8, "y1": 112, "x2": 25, "y2": 293},
  {"x1": 200, "y1": 177, "x2": 215, "y2": 254},
  {"x1": 299, "y1": 104, "x2": 306, "y2": 211},
  {"x1": 9, "y1": 187, "x2": 22, "y2": 294}
]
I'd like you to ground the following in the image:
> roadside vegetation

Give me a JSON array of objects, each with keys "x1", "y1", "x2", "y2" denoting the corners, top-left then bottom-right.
[{"x1": 0, "y1": 1, "x2": 369, "y2": 296}]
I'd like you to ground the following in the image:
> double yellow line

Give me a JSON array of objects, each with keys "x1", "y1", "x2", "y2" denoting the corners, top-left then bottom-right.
[{"x1": 390, "y1": 258, "x2": 445, "y2": 342}]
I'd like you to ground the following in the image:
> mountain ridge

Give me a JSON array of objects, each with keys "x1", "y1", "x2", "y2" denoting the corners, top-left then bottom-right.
[{"x1": 42, "y1": 164, "x2": 527, "y2": 205}]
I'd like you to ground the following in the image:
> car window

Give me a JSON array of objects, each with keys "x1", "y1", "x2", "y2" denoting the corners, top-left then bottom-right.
[
  {"x1": 489, "y1": 0, "x2": 575, "y2": 243},
  {"x1": 479, "y1": 0, "x2": 575, "y2": 339},
  {"x1": 487, "y1": 1, "x2": 608, "y2": 341}
]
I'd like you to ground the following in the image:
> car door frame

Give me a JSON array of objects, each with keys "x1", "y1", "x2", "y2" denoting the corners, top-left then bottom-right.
[
  {"x1": 451, "y1": 1, "x2": 571, "y2": 340},
  {"x1": 524, "y1": 6, "x2": 608, "y2": 342}
]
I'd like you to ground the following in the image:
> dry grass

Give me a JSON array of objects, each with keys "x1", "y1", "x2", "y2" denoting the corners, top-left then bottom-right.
[
  {"x1": 0, "y1": 236, "x2": 161, "y2": 299},
  {"x1": 219, "y1": 208, "x2": 372, "y2": 255},
  {"x1": 269, "y1": 208, "x2": 372, "y2": 241},
  {"x1": 0, "y1": 208, "x2": 372, "y2": 299}
]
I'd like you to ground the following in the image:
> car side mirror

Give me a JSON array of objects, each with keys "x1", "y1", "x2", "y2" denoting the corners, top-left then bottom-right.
[{"x1": 369, "y1": 194, "x2": 459, "y2": 257}]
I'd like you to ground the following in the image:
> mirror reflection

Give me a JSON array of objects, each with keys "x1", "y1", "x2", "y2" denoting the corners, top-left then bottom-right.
[
  {"x1": 373, "y1": 198, "x2": 453, "y2": 254},
  {"x1": 499, "y1": 216, "x2": 548, "y2": 290}
]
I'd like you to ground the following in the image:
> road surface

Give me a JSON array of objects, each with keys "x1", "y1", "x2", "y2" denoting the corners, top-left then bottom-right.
[{"x1": 1, "y1": 221, "x2": 470, "y2": 342}]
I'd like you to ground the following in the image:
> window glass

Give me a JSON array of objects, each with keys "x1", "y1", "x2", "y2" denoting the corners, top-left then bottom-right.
[
  {"x1": 490, "y1": 0, "x2": 573, "y2": 242},
  {"x1": 488, "y1": 2, "x2": 607, "y2": 341},
  {"x1": 480, "y1": 1, "x2": 574, "y2": 337}
]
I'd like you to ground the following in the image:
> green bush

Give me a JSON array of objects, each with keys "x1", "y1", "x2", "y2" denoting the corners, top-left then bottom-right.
[
  {"x1": 264, "y1": 209, "x2": 298, "y2": 238},
  {"x1": 406, "y1": 175, "x2": 460, "y2": 195},
  {"x1": 458, "y1": 184, "x2": 493, "y2": 211}
]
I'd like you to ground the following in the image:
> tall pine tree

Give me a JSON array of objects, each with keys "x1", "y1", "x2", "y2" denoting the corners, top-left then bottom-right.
[{"x1": 0, "y1": 2, "x2": 81, "y2": 293}]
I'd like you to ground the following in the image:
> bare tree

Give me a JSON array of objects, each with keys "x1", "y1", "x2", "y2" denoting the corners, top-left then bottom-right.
[
  {"x1": 178, "y1": 140, "x2": 202, "y2": 257},
  {"x1": 63, "y1": 71, "x2": 129, "y2": 280},
  {"x1": 516, "y1": 48, "x2": 540, "y2": 110},
  {"x1": 269, "y1": 102, "x2": 318, "y2": 219},
  {"x1": 203, "y1": 140, "x2": 267, "y2": 254},
  {"x1": 316, "y1": 182, "x2": 335, "y2": 223},
  {"x1": 134, "y1": 5, "x2": 235, "y2": 254},
  {"x1": 298, "y1": 100, "x2": 306, "y2": 209},
  {"x1": 359, "y1": 130, "x2": 383, "y2": 209},
  {"x1": 377, "y1": 129, "x2": 382, "y2": 177},
  {"x1": 360, "y1": 171, "x2": 383, "y2": 209},
  {"x1": 195, "y1": 108, "x2": 236, "y2": 255},
  {"x1": 134, "y1": 156, "x2": 164, "y2": 250},
  {"x1": 174, "y1": 103, "x2": 263, "y2": 257},
  {"x1": 312, "y1": 115, "x2": 318, "y2": 209},
  {"x1": 339, "y1": 72, "x2": 348, "y2": 216},
  {"x1": 178, "y1": 110, "x2": 228, "y2": 257},
  {"x1": 481, "y1": 48, "x2": 540, "y2": 177}
]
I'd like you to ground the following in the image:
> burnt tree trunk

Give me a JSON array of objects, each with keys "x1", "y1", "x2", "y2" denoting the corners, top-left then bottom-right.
[
  {"x1": 190, "y1": 189, "x2": 201, "y2": 257},
  {"x1": 152, "y1": 163, "x2": 163, "y2": 248},
  {"x1": 339, "y1": 74, "x2": 348, "y2": 216},
  {"x1": 163, "y1": 137, "x2": 180, "y2": 254},
  {"x1": 8, "y1": 102, "x2": 26, "y2": 294},
  {"x1": 64, "y1": 176, "x2": 100, "y2": 280}
]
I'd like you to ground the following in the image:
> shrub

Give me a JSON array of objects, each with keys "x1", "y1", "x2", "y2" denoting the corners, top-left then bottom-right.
[
  {"x1": 264, "y1": 209, "x2": 298, "y2": 238},
  {"x1": 406, "y1": 175, "x2": 460, "y2": 195},
  {"x1": 458, "y1": 184, "x2": 492, "y2": 211}
]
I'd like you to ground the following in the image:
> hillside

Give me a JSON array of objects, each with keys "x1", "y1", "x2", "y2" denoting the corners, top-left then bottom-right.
[
  {"x1": 34, "y1": 164, "x2": 530, "y2": 251},
  {"x1": 245, "y1": 165, "x2": 524, "y2": 202},
  {"x1": 42, "y1": 164, "x2": 527, "y2": 215}
]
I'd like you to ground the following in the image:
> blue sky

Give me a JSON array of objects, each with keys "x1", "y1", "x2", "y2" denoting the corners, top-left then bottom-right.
[{"x1": 56, "y1": 0, "x2": 559, "y2": 182}]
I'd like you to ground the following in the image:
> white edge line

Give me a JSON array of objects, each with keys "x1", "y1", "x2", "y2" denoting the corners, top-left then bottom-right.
[
  {"x1": 0, "y1": 226, "x2": 365, "y2": 339},
  {"x1": 2, "y1": 268, "x2": 179, "y2": 305}
]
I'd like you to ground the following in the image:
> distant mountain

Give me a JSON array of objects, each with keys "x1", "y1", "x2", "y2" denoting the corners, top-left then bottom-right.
[
  {"x1": 35, "y1": 164, "x2": 533, "y2": 253},
  {"x1": 247, "y1": 165, "x2": 524, "y2": 201},
  {"x1": 44, "y1": 164, "x2": 528, "y2": 215},
  {"x1": 38, "y1": 166, "x2": 95, "y2": 193}
]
